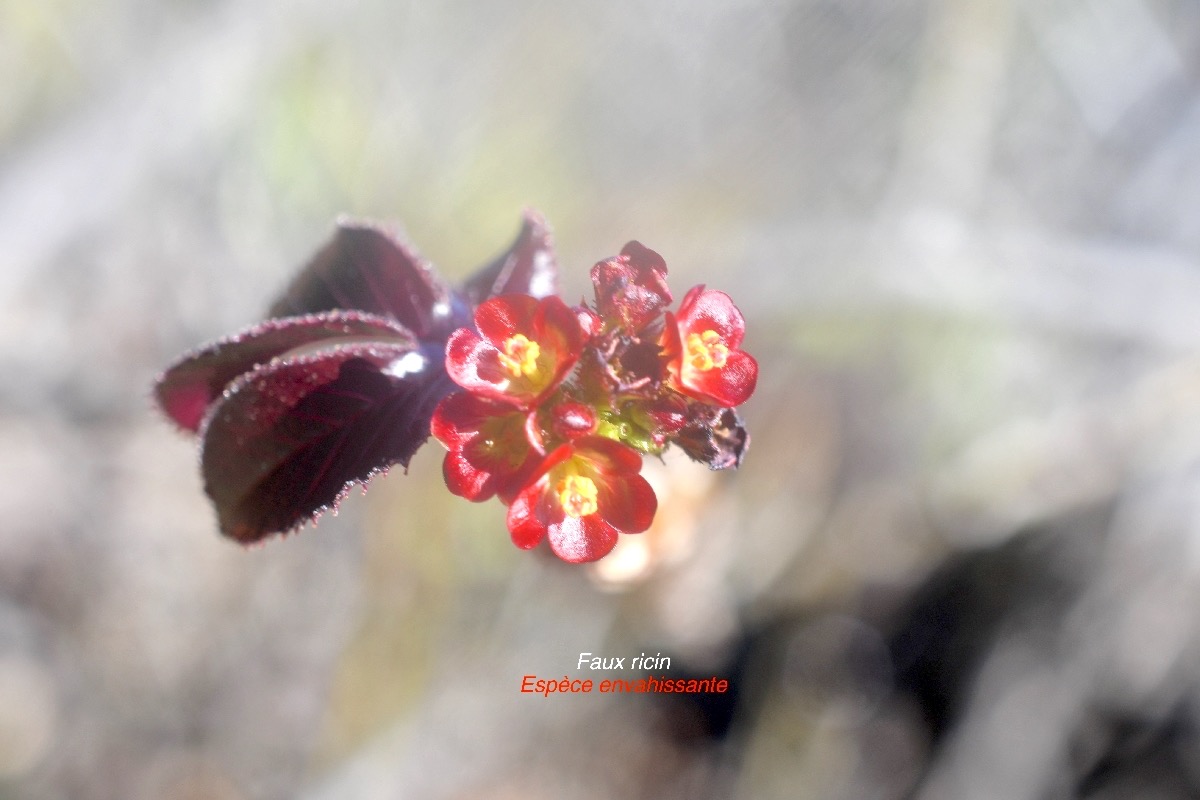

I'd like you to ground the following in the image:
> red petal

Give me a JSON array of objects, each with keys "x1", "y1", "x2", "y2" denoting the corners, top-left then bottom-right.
[
  {"x1": 684, "y1": 350, "x2": 758, "y2": 407},
  {"x1": 596, "y1": 469, "x2": 657, "y2": 534},
  {"x1": 431, "y1": 391, "x2": 504, "y2": 446},
  {"x1": 443, "y1": 328, "x2": 517, "y2": 403},
  {"x1": 677, "y1": 286, "x2": 745, "y2": 347},
  {"x1": 537, "y1": 295, "x2": 584, "y2": 344},
  {"x1": 547, "y1": 514, "x2": 619, "y2": 563},
  {"x1": 442, "y1": 450, "x2": 494, "y2": 500},
  {"x1": 535, "y1": 296, "x2": 586, "y2": 376},
  {"x1": 570, "y1": 437, "x2": 656, "y2": 533},
  {"x1": 507, "y1": 478, "x2": 551, "y2": 550},
  {"x1": 575, "y1": 435, "x2": 644, "y2": 474},
  {"x1": 475, "y1": 294, "x2": 539, "y2": 345}
]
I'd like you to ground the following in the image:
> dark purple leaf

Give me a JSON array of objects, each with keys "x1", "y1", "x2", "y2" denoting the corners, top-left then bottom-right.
[
  {"x1": 268, "y1": 220, "x2": 469, "y2": 340},
  {"x1": 199, "y1": 341, "x2": 456, "y2": 543},
  {"x1": 156, "y1": 311, "x2": 416, "y2": 433},
  {"x1": 462, "y1": 210, "x2": 559, "y2": 305}
]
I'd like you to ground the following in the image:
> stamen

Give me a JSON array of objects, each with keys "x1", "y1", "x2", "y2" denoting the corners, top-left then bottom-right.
[
  {"x1": 686, "y1": 329, "x2": 728, "y2": 371},
  {"x1": 498, "y1": 334, "x2": 541, "y2": 378},
  {"x1": 556, "y1": 475, "x2": 599, "y2": 518}
]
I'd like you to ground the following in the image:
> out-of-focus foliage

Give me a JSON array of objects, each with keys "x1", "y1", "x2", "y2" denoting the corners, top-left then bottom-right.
[{"x1": 4, "y1": 0, "x2": 1200, "y2": 797}]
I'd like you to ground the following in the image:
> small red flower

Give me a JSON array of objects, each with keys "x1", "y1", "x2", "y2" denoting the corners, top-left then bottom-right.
[
  {"x1": 590, "y1": 241, "x2": 672, "y2": 333},
  {"x1": 662, "y1": 285, "x2": 758, "y2": 408},
  {"x1": 548, "y1": 400, "x2": 598, "y2": 441},
  {"x1": 506, "y1": 437, "x2": 657, "y2": 563},
  {"x1": 445, "y1": 294, "x2": 584, "y2": 408},
  {"x1": 430, "y1": 392, "x2": 541, "y2": 503}
]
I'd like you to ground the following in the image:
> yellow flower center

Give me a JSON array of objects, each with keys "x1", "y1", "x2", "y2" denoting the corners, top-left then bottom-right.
[
  {"x1": 498, "y1": 334, "x2": 541, "y2": 378},
  {"x1": 686, "y1": 329, "x2": 728, "y2": 371},
  {"x1": 556, "y1": 475, "x2": 599, "y2": 518}
]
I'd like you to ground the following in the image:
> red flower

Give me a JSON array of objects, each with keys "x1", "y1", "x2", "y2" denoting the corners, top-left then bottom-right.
[
  {"x1": 430, "y1": 392, "x2": 541, "y2": 503},
  {"x1": 506, "y1": 437, "x2": 657, "y2": 563},
  {"x1": 590, "y1": 241, "x2": 672, "y2": 333},
  {"x1": 445, "y1": 294, "x2": 584, "y2": 408},
  {"x1": 662, "y1": 285, "x2": 758, "y2": 407}
]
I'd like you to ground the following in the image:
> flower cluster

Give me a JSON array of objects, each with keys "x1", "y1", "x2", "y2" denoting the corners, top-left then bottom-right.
[
  {"x1": 154, "y1": 213, "x2": 755, "y2": 564},
  {"x1": 431, "y1": 242, "x2": 757, "y2": 562}
]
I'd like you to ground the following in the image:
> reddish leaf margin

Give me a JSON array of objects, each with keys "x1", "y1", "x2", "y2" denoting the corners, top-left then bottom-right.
[{"x1": 199, "y1": 341, "x2": 453, "y2": 543}]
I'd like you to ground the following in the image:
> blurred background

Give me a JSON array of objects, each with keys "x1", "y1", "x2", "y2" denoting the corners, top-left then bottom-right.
[{"x1": 4, "y1": 0, "x2": 1200, "y2": 797}]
